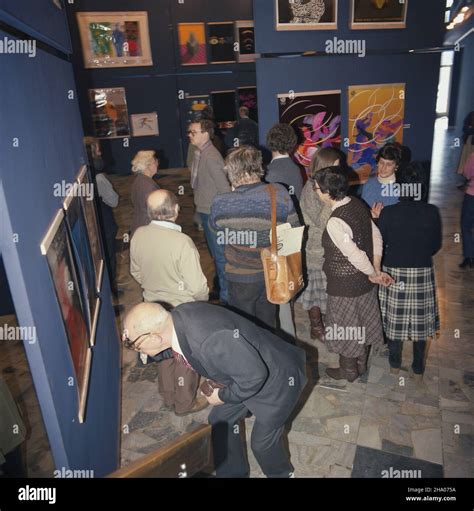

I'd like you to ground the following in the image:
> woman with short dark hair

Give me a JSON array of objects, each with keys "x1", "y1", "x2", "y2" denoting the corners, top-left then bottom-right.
[
  {"x1": 378, "y1": 162, "x2": 442, "y2": 381},
  {"x1": 314, "y1": 166, "x2": 393, "y2": 382}
]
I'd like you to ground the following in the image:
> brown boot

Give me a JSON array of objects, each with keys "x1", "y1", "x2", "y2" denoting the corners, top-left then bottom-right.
[
  {"x1": 326, "y1": 355, "x2": 359, "y2": 382},
  {"x1": 308, "y1": 306, "x2": 325, "y2": 341},
  {"x1": 357, "y1": 347, "x2": 368, "y2": 376}
]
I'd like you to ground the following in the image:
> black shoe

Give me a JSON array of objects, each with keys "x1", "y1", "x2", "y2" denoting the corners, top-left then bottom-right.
[{"x1": 459, "y1": 258, "x2": 474, "y2": 269}]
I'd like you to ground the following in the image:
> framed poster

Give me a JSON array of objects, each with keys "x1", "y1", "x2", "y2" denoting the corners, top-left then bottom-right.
[
  {"x1": 278, "y1": 90, "x2": 341, "y2": 168},
  {"x1": 178, "y1": 23, "x2": 207, "y2": 66},
  {"x1": 76, "y1": 166, "x2": 104, "y2": 295},
  {"x1": 63, "y1": 189, "x2": 100, "y2": 348},
  {"x1": 238, "y1": 86, "x2": 258, "y2": 123},
  {"x1": 348, "y1": 83, "x2": 405, "y2": 182},
  {"x1": 211, "y1": 90, "x2": 237, "y2": 129},
  {"x1": 184, "y1": 95, "x2": 210, "y2": 125},
  {"x1": 77, "y1": 11, "x2": 152, "y2": 68},
  {"x1": 350, "y1": 0, "x2": 408, "y2": 29},
  {"x1": 235, "y1": 21, "x2": 259, "y2": 63},
  {"x1": 208, "y1": 22, "x2": 236, "y2": 64},
  {"x1": 276, "y1": 0, "x2": 337, "y2": 30},
  {"x1": 131, "y1": 112, "x2": 159, "y2": 137},
  {"x1": 89, "y1": 87, "x2": 130, "y2": 139},
  {"x1": 40, "y1": 210, "x2": 92, "y2": 423}
]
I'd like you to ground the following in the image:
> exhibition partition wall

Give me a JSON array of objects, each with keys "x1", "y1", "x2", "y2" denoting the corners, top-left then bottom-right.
[
  {"x1": 0, "y1": 1, "x2": 120, "y2": 476},
  {"x1": 66, "y1": 0, "x2": 256, "y2": 173}
]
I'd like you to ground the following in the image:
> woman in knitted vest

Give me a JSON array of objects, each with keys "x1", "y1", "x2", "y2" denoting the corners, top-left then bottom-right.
[{"x1": 314, "y1": 166, "x2": 393, "y2": 381}]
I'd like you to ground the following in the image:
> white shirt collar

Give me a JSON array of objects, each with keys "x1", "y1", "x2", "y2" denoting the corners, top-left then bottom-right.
[
  {"x1": 151, "y1": 220, "x2": 182, "y2": 232},
  {"x1": 271, "y1": 154, "x2": 290, "y2": 163},
  {"x1": 171, "y1": 326, "x2": 187, "y2": 361},
  {"x1": 331, "y1": 196, "x2": 351, "y2": 211}
]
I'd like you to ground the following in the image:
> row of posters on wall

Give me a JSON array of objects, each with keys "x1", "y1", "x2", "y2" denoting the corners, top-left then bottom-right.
[
  {"x1": 280, "y1": 83, "x2": 405, "y2": 182},
  {"x1": 39, "y1": 166, "x2": 104, "y2": 423},
  {"x1": 276, "y1": 0, "x2": 408, "y2": 30},
  {"x1": 77, "y1": 12, "x2": 258, "y2": 69}
]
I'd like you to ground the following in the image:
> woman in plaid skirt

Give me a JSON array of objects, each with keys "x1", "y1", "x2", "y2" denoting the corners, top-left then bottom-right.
[
  {"x1": 298, "y1": 148, "x2": 341, "y2": 341},
  {"x1": 378, "y1": 162, "x2": 442, "y2": 381}
]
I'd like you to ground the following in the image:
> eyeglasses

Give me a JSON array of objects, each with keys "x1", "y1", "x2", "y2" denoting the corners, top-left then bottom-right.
[
  {"x1": 122, "y1": 331, "x2": 154, "y2": 352},
  {"x1": 187, "y1": 130, "x2": 203, "y2": 135}
]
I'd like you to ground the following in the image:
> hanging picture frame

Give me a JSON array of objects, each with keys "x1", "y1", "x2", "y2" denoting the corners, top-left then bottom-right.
[
  {"x1": 178, "y1": 23, "x2": 207, "y2": 66},
  {"x1": 130, "y1": 112, "x2": 159, "y2": 137},
  {"x1": 350, "y1": 0, "x2": 408, "y2": 30},
  {"x1": 208, "y1": 22, "x2": 236, "y2": 64},
  {"x1": 276, "y1": 0, "x2": 338, "y2": 31},
  {"x1": 211, "y1": 90, "x2": 237, "y2": 130},
  {"x1": 238, "y1": 86, "x2": 258, "y2": 123},
  {"x1": 77, "y1": 11, "x2": 153, "y2": 68},
  {"x1": 235, "y1": 21, "x2": 259, "y2": 63},
  {"x1": 40, "y1": 210, "x2": 92, "y2": 423},
  {"x1": 184, "y1": 94, "x2": 211, "y2": 126},
  {"x1": 89, "y1": 87, "x2": 130, "y2": 139}
]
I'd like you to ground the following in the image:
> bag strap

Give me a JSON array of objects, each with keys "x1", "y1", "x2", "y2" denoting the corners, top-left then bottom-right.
[{"x1": 268, "y1": 184, "x2": 277, "y2": 256}]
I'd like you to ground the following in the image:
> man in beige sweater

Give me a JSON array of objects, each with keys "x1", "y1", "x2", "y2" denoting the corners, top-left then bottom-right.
[{"x1": 130, "y1": 190, "x2": 209, "y2": 415}]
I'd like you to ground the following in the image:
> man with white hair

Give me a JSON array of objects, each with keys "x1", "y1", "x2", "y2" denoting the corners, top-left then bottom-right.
[{"x1": 122, "y1": 301, "x2": 307, "y2": 478}]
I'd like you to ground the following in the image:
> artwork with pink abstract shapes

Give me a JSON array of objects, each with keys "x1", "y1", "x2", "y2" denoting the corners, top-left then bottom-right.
[{"x1": 278, "y1": 90, "x2": 341, "y2": 169}]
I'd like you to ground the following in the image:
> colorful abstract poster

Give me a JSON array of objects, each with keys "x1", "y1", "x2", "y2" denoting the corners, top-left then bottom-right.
[
  {"x1": 184, "y1": 95, "x2": 211, "y2": 126},
  {"x1": 348, "y1": 83, "x2": 405, "y2": 181},
  {"x1": 208, "y1": 22, "x2": 236, "y2": 64},
  {"x1": 178, "y1": 23, "x2": 207, "y2": 66},
  {"x1": 89, "y1": 88, "x2": 130, "y2": 139},
  {"x1": 40, "y1": 210, "x2": 92, "y2": 423},
  {"x1": 276, "y1": 0, "x2": 337, "y2": 30},
  {"x1": 238, "y1": 87, "x2": 258, "y2": 123},
  {"x1": 351, "y1": 0, "x2": 408, "y2": 29},
  {"x1": 77, "y1": 11, "x2": 152, "y2": 68},
  {"x1": 235, "y1": 21, "x2": 259, "y2": 62},
  {"x1": 211, "y1": 90, "x2": 237, "y2": 129},
  {"x1": 278, "y1": 91, "x2": 341, "y2": 168}
]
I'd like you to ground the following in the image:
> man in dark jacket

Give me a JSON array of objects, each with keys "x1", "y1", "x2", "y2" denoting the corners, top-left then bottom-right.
[{"x1": 122, "y1": 301, "x2": 307, "y2": 478}]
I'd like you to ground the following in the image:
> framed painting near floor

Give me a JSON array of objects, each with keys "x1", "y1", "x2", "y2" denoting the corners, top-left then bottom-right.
[
  {"x1": 77, "y1": 11, "x2": 153, "y2": 68},
  {"x1": 278, "y1": 90, "x2": 341, "y2": 169},
  {"x1": 238, "y1": 86, "x2": 258, "y2": 123},
  {"x1": 178, "y1": 23, "x2": 207, "y2": 66},
  {"x1": 350, "y1": 0, "x2": 408, "y2": 30},
  {"x1": 131, "y1": 112, "x2": 159, "y2": 137},
  {"x1": 235, "y1": 21, "x2": 259, "y2": 63},
  {"x1": 208, "y1": 22, "x2": 236, "y2": 64},
  {"x1": 89, "y1": 87, "x2": 130, "y2": 139},
  {"x1": 347, "y1": 83, "x2": 405, "y2": 183},
  {"x1": 40, "y1": 210, "x2": 92, "y2": 423},
  {"x1": 211, "y1": 90, "x2": 237, "y2": 130},
  {"x1": 276, "y1": 0, "x2": 338, "y2": 30}
]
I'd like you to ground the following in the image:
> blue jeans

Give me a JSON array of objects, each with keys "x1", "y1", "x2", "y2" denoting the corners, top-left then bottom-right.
[
  {"x1": 199, "y1": 213, "x2": 228, "y2": 302},
  {"x1": 461, "y1": 194, "x2": 474, "y2": 258}
]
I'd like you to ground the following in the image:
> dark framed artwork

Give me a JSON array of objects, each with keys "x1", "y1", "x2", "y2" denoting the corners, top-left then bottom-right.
[
  {"x1": 89, "y1": 87, "x2": 130, "y2": 139},
  {"x1": 178, "y1": 23, "x2": 207, "y2": 66},
  {"x1": 238, "y1": 86, "x2": 258, "y2": 123},
  {"x1": 278, "y1": 90, "x2": 341, "y2": 169},
  {"x1": 184, "y1": 94, "x2": 211, "y2": 126},
  {"x1": 77, "y1": 11, "x2": 153, "y2": 68},
  {"x1": 235, "y1": 21, "x2": 259, "y2": 62},
  {"x1": 276, "y1": 0, "x2": 338, "y2": 30},
  {"x1": 211, "y1": 90, "x2": 237, "y2": 129},
  {"x1": 40, "y1": 210, "x2": 92, "y2": 423},
  {"x1": 208, "y1": 22, "x2": 236, "y2": 64},
  {"x1": 350, "y1": 0, "x2": 408, "y2": 29},
  {"x1": 63, "y1": 185, "x2": 100, "y2": 348},
  {"x1": 76, "y1": 165, "x2": 105, "y2": 296}
]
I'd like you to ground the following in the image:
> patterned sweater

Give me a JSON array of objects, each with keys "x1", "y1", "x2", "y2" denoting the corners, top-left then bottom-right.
[{"x1": 210, "y1": 181, "x2": 300, "y2": 283}]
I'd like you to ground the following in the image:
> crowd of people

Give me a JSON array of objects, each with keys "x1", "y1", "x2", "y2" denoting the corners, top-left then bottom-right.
[{"x1": 84, "y1": 110, "x2": 472, "y2": 478}]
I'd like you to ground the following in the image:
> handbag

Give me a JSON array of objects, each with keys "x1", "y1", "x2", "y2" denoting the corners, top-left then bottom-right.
[{"x1": 260, "y1": 184, "x2": 303, "y2": 304}]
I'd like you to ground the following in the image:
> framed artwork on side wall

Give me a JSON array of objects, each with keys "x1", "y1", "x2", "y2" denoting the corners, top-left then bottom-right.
[
  {"x1": 184, "y1": 95, "x2": 211, "y2": 126},
  {"x1": 211, "y1": 90, "x2": 237, "y2": 130},
  {"x1": 278, "y1": 90, "x2": 341, "y2": 169},
  {"x1": 276, "y1": 0, "x2": 338, "y2": 30},
  {"x1": 208, "y1": 22, "x2": 236, "y2": 64},
  {"x1": 131, "y1": 113, "x2": 159, "y2": 137},
  {"x1": 347, "y1": 83, "x2": 406, "y2": 183},
  {"x1": 238, "y1": 87, "x2": 258, "y2": 123},
  {"x1": 89, "y1": 88, "x2": 130, "y2": 139},
  {"x1": 235, "y1": 21, "x2": 259, "y2": 63},
  {"x1": 178, "y1": 23, "x2": 207, "y2": 66},
  {"x1": 350, "y1": 0, "x2": 408, "y2": 29},
  {"x1": 77, "y1": 11, "x2": 152, "y2": 68},
  {"x1": 40, "y1": 210, "x2": 92, "y2": 423}
]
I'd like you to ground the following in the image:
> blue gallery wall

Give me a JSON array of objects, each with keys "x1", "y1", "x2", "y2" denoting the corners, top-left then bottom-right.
[
  {"x1": 0, "y1": 6, "x2": 120, "y2": 476},
  {"x1": 254, "y1": 0, "x2": 446, "y2": 54},
  {"x1": 256, "y1": 52, "x2": 441, "y2": 164},
  {"x1": 65, "y1": 0, "x2": 256, "y2": 173}
]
